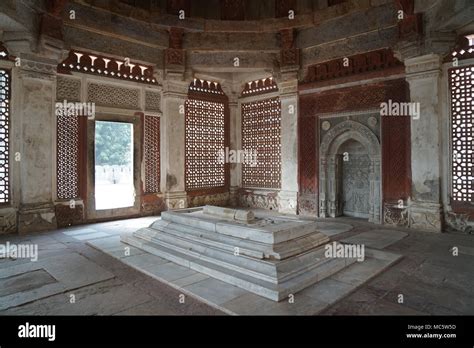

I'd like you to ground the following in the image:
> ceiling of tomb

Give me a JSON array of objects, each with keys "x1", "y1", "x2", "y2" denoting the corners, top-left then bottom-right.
[
  {"x1": 82, "y1": 0, "x2": 330, "y2": 21},
  {"x1": 0, "y1": 0, "x2": 473, "y2": 83}
]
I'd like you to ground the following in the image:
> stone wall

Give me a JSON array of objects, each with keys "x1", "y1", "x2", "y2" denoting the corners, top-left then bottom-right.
[
  {"x1": 0, "y1": 0, "x2": 471, "y2": 234},
  {"x1": 298, "y1": 76, "x2": 411, "y2": 224}
]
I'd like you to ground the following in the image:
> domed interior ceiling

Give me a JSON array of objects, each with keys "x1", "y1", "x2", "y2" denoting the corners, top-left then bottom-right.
[{"x1": 85, "y1": 0, "x2": 339, "y2": 20}]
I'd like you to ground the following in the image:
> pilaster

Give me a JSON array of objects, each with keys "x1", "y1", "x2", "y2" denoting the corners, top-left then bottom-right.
[{"x1": 405, "y1": 54, "x2": 444, "y2": 232}]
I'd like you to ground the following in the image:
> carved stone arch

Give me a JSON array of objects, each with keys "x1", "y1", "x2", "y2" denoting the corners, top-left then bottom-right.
[
  {"x1": 321, "y1": 120, "x2": 380, "y2": 157},
  {"x1": 319, "y1": 120, "x2": 382, "y2": 224}
]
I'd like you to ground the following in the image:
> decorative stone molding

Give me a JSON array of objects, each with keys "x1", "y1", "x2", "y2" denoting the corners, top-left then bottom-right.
[
  {"x1": 278, "y1": 190, "x2": 298, "y2": 214},
  {"x1": 164, "y1": 191, "x2": 188, "y2": 210},
  {"x1": 55, "y1": 202, "x2": 84, "y2": 228},
  {"x1": 239, "y1": 189, "x2": 279, "y2": 211},
  {"x1": 304, "y1": 49, "x2": 403, "y2": 84},
  {"x1": 0, "y1": 209, "x2": 17, "y2": 234},
  {"x1": 166, "y1": 27, "x2": 185, "y2": 69},
  {"x1": 19, "y1": 56, "x2": 57, "y2": 79},
  {"x1": 279, "y1": 29, "x2": 299, "y2": 67},
  {"x1": 58, "y1": 50, "x2": 158, "y2": 85},
  {"x1": 18, "y1": 203, "x2": 58, "y2": 234},
  {"x1": 445, "y1": 211, "x2": 473, "y2": 234},
  {"x1": 321, "y1": 120, "x2": 331, "y2": 131},
  {"x1": 241, "y1": 77, "x2": 278, "y2": 97},
  {"x1": 141, "y1": 194, "x2": 166, "y2": 215},
  {"x1": 383, "y1": 203, "x2": 409, "y2": 227},
  {"x1": 188, "y1": 192, "x2": 230, "y2": 208},
  {"x1": 298, "y1": 193, "x2": 318, "y2": 216},
  {"x1": 0, "y1": 43, "x2": 12, "y2": 61},
  {"x1": 404, "y1": 54, "x2": 442, "y2": 78},
  {"x1": 319, "y1": 120, "x2": 382, "y2": 224},
  {"x1": 320, "y1": 120, "x2": 380, "y2": 157},
  {"x1": 408, "y1": 201, "x2": 443, "y2": 232},
  {"x1": 444, "y1": 35, "x2": 474, "y2": 63}
]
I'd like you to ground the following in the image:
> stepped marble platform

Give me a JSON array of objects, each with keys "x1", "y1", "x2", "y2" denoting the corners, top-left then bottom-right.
[{"x1": 122, "y1": 206, "x2": 358, "y2": 301}]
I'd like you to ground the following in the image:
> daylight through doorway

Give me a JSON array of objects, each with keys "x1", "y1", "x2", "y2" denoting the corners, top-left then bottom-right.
[{"x1": 94, "y1": 121, "x2": 134, "y2": 210}]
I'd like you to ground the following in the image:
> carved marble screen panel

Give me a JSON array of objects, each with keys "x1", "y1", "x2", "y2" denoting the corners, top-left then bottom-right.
[
  {"x1": 88, "y1": 83, "x2": 140, "y2": 110},
  {"x1": 144, "y1": 115, "x2": 160, "y2": 193},
  {"x1": 449, "y1": 65, "x2": 474, "y2": 203},
  {"x1": 0, "y1": 69, "x2": 9, "y2": 204},
  {"x1": 145, "y1": 90, "x2": 161, "y2": 112},
  {"x1": 241, "y1": 97, "x2": 281, "y2": 189},
  {"x1": 185, "y1": 98, "x2": 226, "y2": 190},
  {"x1": 57, "y1": 112, "x2": 80, "y2": 199},
  {"x1": 57, "y1": 76, "x2": 81, "y2": 102}
]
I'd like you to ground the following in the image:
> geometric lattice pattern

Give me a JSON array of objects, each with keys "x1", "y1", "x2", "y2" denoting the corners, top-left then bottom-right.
[
  {"x1": 57, "y1": 113, "x2": 80, "y2": 199},
  {"x1": 144, "y1": 115, "x2": 160, "y2": 193},
  {"x1": 298, "y1": 115, "x2": 317, "y2": 194},
  {"x1": 145, "y1": 90, "x2": 161, "y2": 112},
  {"x1": 185, "y1": 98, "x2": 225, "y2": 190},
  {"x1": 0, "y1": 69, "x2": 10, "y2": 203},
  {"x1": 88, "y1": 83, "x2": 140, "y2": 110},
  {"x1": 242, "y1": 97, "x2": 281, "y2": 189},
  {"x1": 450, "y1": 65, "x2": 474, "y2": 203},
  {"x1": 56, "y1": 76, "x2": 81, "y2": 102}
]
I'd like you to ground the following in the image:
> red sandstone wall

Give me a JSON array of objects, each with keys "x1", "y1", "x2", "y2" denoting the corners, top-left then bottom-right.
[{"x1": 298, "y1": 78, "x2": 412, "y2": 216}]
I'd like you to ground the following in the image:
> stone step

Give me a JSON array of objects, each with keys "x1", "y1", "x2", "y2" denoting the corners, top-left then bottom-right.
[
  {"x1": 161, "y1": 210, "x2": 325, "y2": 244},
  {"x1": 135, "y1": 222, "x2": 339, "y2": 284},
  {"x1": 151, "y1": 218, "x2": 329, "y2": 260},
  {"x1": 150, "y1": 220, "x2": 266, "y2": 259},
  {"x1": 133, "y1": 227, "x2": 278, "y2": 282},
  {"x1": 122, "y1": 233, "x2": 350, "y2": 302}
]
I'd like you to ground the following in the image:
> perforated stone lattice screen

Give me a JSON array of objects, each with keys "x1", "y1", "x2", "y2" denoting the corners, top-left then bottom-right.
[
  {"x1": 0, "y1": 69, "x2": 9, "y2": 203},
  {"x1": 242, "y1": 97, "x2": 281, "y2": 189},
  {"x1": 144, "y1": 115, "x2": 160, "y2": 193},
  {"x1": 56, "y1": 76, "x2": 81, "y2": 102},
  {"x1": 450, "y1": 65, "x2": 474, "y2": 203},
  {"x1": 57, "y1": 114, "x2": 80, "y2": 199},
  {"x1": 145, "y1": 90, "x2": 161, "y2": 112},
  {"x1": 88, "y1": 83, "x2": 140, "y2": 110},
  {"x1": 185, "y1": 98, "x2": 225, "y2": 190}
]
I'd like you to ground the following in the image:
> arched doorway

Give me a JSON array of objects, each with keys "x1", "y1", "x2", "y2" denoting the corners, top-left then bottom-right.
[{"x1": 319, "y1": 120, "x2": 381, "y2": 224}]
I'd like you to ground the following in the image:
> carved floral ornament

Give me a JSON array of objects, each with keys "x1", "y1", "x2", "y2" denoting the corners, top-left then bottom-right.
[
  {"x1": 58, "y1": 50, "x2": 158, "y2": 85},
  {"x1": 320, "y1": 120, "x2": 380, "y2": 158}
]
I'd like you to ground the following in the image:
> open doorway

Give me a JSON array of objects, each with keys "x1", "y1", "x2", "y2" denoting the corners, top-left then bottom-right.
[{"x1": 94, "y1": 121, "x2": 134, "y2": 210}]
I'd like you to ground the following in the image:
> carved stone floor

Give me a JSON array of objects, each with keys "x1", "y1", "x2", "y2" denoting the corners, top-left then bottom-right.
[{"x1": 0, "y1": 214, "x2": 473, "y2": 315}]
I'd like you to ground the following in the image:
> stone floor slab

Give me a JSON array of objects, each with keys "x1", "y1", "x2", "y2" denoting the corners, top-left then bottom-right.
[
  {"x1": 73, "y1": 232, "x2": 111, "y2": 241},
  {"x1": 183, "y1": 278, "x2": 248, "y2": 306},
  {"x1": 1, "y1": 215, "x2": 474, "y2": 315},
  {"x1": 341, "y1": 229, "x2": 408, "y2": 250},
  {"x1": 0, "y1": 252, "x2": 114, "y2": 310}
]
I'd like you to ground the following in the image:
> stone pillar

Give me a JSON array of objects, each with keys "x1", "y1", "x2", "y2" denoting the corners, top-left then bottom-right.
[
  {"x1": 161, "y1": 76, "x2": 189, "y2": 210},
  {"x1": 16, "y1": 53, "x2": 59, "y2": 233},
  {"x1": 228, "y1": 91, "x2": 241, "y2": 207},
  {"x1": 278, "y1": 70, "x2": 299, "y2": 214},
  {"x1": 405, "y1": 54, "x2": 444, "y2": 232},
  {"x1": 319, "y1": 157, "x2": 328, "y2": 218}
]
